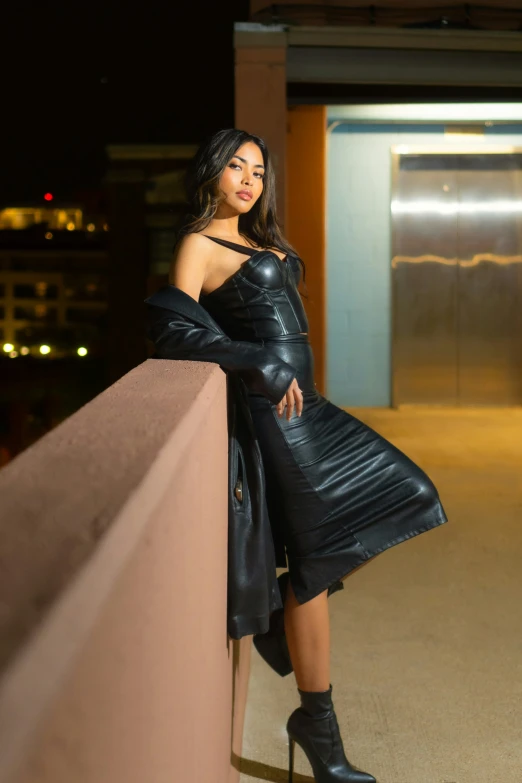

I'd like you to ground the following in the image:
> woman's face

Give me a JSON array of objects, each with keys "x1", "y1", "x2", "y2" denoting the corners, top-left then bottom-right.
[{"x1": 218, "y1": 141, "x2": 265, "y2": 214}]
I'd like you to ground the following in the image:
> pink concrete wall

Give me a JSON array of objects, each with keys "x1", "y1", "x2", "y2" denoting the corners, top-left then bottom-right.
[{"x1": 0, "y1": 359, "x2": 251, "y2": 783}]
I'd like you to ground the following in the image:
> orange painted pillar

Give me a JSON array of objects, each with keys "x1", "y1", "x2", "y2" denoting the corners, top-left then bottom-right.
[{"x1": 286, "y1": 106, "x2": 327, "y2": 394}]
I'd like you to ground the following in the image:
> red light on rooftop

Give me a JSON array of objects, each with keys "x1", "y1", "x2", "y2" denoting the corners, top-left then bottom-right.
[{"x1": 44, "y1": 192, "x2": 53, "y2": 202}]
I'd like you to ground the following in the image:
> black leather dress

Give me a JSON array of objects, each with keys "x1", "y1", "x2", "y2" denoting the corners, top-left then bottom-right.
[{"x1": 200, "y1": 236, "x2": 448, "y2": 605}]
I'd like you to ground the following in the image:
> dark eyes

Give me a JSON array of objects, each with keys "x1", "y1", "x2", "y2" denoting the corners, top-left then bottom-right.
[{"x1": 229, "y1": 163, "x2": 264, "y2": 178}]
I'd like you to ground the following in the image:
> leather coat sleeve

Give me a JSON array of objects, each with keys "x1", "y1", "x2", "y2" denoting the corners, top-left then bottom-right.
[{"x1": 146, "y1": 308, "x2": 297, "y2": 405}]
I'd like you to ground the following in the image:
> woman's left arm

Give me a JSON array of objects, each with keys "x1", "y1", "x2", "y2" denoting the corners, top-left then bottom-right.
[{"x1": 145, "y1": 306, "x2": 297, "y2": 406}]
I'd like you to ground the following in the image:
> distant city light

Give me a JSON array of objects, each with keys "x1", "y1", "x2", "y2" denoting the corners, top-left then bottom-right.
[
  {"x1": 86, "y1": 223, "x2": 95, "y2": 232},
  {"x1": 44, "y1": 193, "x2": 53, "y2": 202},
  {"x1": 39, "y1": 345, "x2": 51, "y2": 354},
  {"x1": 45, "y1": 231, "x2": 53, "y2": 240},
  {"x1": 3, "y1": 343, "x2": 14, "y2": 352},
  {"x1": 20, "y1": 346, "x2": 30, "y2": 355},
  {"x1": 66, "y1": 222, "x2": 75, "y2": 231},
  {"x1": 103, "y1": 223, "x2": 109, "y2": 231},
  {"x1": 9, "y1": 351, "x2": 18, "y2": 358},
  {"x1": 77, "y1": 347, "x2": 88, "y2": 356}
]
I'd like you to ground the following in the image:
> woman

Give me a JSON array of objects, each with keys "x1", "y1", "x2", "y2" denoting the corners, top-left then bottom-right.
[{"x1": 153, "y1": 129, "x2": 448, "y2": 783}]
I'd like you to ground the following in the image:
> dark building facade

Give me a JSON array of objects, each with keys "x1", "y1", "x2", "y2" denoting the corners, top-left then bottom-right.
[
  {"x1": 104, "y1": 145, "x2": 197, "y2": 384},
  {"x1": 0, "y1": 205, "x2": 109, "y2": 462}
]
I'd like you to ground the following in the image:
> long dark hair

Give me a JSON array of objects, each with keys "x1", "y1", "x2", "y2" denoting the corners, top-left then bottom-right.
[{"x1": 176, "y1": 128, "x2": 307, "y2": 296}]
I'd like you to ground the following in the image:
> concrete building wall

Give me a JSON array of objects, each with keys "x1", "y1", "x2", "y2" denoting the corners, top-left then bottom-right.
[{"x1": 234, "y1": 39, "x2": 287, "y2": 226}]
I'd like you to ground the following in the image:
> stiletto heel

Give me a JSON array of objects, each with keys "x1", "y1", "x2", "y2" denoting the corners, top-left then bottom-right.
[
  {"x1": 286, "y1": 684, "x2": 377, "y2": 783},
  {"x1": 288, "y1": 733, "x2": 295, "y2": 783}
]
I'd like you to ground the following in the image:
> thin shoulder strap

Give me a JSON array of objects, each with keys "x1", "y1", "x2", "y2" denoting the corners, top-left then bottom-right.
[{"x1": 203, "y1": 235, "x2": 257, "y2": 256}]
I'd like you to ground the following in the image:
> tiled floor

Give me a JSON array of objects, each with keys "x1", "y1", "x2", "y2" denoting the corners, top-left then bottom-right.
[{"x1": 240, "y1": 407, "x2": 522, "y2": 783}]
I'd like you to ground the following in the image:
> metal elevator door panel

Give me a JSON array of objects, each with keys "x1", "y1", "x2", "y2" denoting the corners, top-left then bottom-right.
[
  {"x1": 392, "y1": 152, "x2": 522, "y2": 406},
  {"x1": 457, "y1": 162, "x2": 522, "y2": 405},
  {"x1": 393, "y1": 160, "x2": 459, "y2": 404}
]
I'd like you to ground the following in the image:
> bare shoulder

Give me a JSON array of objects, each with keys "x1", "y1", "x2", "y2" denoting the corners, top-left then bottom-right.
[
  {"x1": 169, "y1": 232, "x2": 214, "y2": 300},
  {"x1": 171, "y1": 232, "x2": 214, "y2": 270}
]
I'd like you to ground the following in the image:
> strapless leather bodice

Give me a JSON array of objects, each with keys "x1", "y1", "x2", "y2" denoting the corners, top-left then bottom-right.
[{"x1": 199, "y1": 249, "x2": 309, "y2": 340}]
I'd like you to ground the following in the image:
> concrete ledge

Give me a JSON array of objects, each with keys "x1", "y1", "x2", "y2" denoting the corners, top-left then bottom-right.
[{"x1": 0, "y1": 359, "x2": 251, "y2": 783}]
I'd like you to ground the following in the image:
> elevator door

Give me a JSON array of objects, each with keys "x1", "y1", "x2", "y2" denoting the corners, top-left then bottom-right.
[{"x1": 393, "y1": 152, "x2": 522, "y2": 406}]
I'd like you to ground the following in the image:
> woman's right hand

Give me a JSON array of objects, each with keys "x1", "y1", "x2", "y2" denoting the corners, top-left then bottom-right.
[{"x1": 276, "y1": 377, "x2": 303, "y2": 420}]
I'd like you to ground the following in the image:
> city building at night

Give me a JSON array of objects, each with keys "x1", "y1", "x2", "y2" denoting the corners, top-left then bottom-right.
[
  {"x1": 0, "y1": 201, "x2": 109, "y2": 460},
  {"x1": 0, "y1": 203, "x2": 108, "y2": 360}
]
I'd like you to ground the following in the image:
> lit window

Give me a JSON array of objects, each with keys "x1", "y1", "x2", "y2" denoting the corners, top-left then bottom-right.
[{"x1": 0, "y1": 207, "x2": 83, "y2": 231}]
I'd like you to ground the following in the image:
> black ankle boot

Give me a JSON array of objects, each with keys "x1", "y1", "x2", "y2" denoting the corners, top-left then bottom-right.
[
  {"x1": 286, "y1": 683, "x2": 377, "y2": 783},
  {"x1": 253, "y1": 573, "x2": 344, "y2": 677}
]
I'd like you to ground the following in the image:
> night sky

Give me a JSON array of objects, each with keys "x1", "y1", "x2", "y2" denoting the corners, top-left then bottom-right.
[{"x1": 1, "y1": 1, "x2": 250, "y2": 204}]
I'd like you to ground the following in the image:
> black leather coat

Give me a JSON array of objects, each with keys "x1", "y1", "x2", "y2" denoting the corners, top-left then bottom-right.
[{"x1": 143, "y1": 284, "x2": 297, "y2": 639}]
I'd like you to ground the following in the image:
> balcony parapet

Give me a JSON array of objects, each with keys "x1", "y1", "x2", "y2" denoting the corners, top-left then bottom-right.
[{"x1": 0, "y1": 358, "x2": 250, "y2": 783}]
